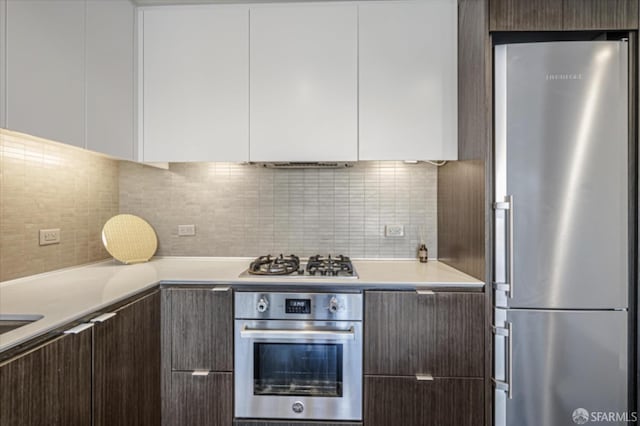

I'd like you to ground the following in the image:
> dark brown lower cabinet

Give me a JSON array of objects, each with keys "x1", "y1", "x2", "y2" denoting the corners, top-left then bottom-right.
[
  {"x1": 0, "y1": 330, "x2": 92, "y2": 426},
  {"x1": 169, "y1": 371, "x2": 232, "y2": 426},
  {"x1": 364, "y1": 376, "x2": 484, "y2": 426},
  {"x1": 93, "y1": 290, "x2": 161, "y2": 426},
  {"x1": 0, "y1": 289, "x2": 160, "y2": 426},
  {"x1": 234, "y1": 421, "x2": 362, "y2": 426}
]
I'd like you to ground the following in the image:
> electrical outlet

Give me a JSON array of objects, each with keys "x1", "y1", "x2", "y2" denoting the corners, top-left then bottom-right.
[
  {"x1": 385, "y1": 225, "x2": 405, "y2": 237},
  {"x1": 39, "y1": 228, "x2": 60, "y2": 245},
  {"x1": 178, "y1": 224, "x2": 196, "y2": 236}
]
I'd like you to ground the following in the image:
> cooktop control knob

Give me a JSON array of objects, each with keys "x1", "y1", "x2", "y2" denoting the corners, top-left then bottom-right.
[
  {"x1": 256, "y1": 297, "x2": 269, "y2": 313},
  {"x1": 328, "y1": 296, "x2": 339, "y2": 314}
]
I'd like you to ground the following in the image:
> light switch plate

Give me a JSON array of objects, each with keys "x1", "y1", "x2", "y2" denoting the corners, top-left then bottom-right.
[
  {"x1": 178, "y1": 224, "x2": 196, "y2": 236},
  {"x1": 385, "y1": 225, "x2": 404, "y2": 237},
  {"x1": 39, "y1": 228, "x2": 60, "y2": 245}
]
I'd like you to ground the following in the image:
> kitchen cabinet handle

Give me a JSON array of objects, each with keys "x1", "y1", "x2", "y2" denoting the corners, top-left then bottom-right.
[
  {"x1": 64, "y1": 323, "x2": 95, "y2": 334},
  {"x1": 90, "y1": 313, "x2": 117, "y2": 323},
  {"x1": 192, "y1": 370, "x2": 210, "y2": 376},
  {"x1": 415, "y1": 374, "x2": 434, "y2": 381},
  {"x1": 240, "y1": 325, "x2": 355, "y2": 341},
  {"x1": 416, "y1": 289, "x2": 435, "y2": 296},
  {"x1": 211, "y1": 286, "x2": 231, "y2": 292}
]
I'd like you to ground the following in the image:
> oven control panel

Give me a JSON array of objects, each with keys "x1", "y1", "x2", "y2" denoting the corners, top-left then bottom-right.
[
  {"x1": 285, "y1": 298, "x2": 311, "y2": 314},
  {"x1": 236, "y1": 292, "x2": 363, "y2": 321}
]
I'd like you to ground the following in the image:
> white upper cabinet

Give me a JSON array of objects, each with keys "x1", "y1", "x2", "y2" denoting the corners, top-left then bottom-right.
[
  {"x1": 6, "y1": 0, "x2": 85, "y2": 148},
  {"x1": 4, "y1": 0, "x2": 135, "y2": 159},
  {"x1": 358, "y1": 0, "x2": 458, "y2": 160},
  {"x1": 249, "y1": 3, "x2": 358, "y2": 162},
  {"x1": 86, "y1": 0, "x2": 135, "y2": 160},
  {"x1": 141, "y1": 6, "x2": 249, "y2": 162}
]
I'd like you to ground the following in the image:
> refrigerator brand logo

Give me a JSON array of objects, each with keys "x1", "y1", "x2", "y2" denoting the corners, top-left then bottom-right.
[
  {"x1": 546, "y1": 73, "x2": 583, "y2": 80},
  {"x1": 572, "y1": 408, "x2": 638, "y2": 423}
]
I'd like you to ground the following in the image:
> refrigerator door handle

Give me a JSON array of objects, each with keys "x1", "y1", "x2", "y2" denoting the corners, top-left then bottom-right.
[
  {"x1": 493, "y1": 322, "x2": 513, "y2": 399},
  {"x1": 494, "y1": 195, "x2": 514, "y2": 298}
]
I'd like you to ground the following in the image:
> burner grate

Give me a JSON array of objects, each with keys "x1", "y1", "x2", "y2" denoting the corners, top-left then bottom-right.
[
  {"x1": 248, "y1": 254, "x2": 301, "y2": 275},
  {"x1": 306, "y1": 254, "x2": 354, "y2": 277}
]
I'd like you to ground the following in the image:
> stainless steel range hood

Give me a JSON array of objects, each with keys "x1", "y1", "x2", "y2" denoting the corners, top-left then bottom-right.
[{"x1": 252, "y1": 162, "x2": 355, "y2": 169}]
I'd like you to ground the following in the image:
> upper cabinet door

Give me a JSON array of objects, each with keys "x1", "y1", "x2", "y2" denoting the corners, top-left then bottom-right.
[
  {"x1": 489, "y1": 0, "x2": 563, "y2": 31},
  {"x1": 142, "y1": 6, "x2": 249, "y2": 162},
  {"x1": 359, "y1": 1, "x2": 457, "y2": 161},
  {"x1": 86, "y1": 0, "x2": 135, "y2": 160},
  {"x1": 6, "y1": 0, "x2": 85, "y2": 148},
  {"x1": 249, "y1": 4, "x2": 358, "y2": 162},
  {"x1": 563, "y1": 0, "x2": 638, "y2": 30}
]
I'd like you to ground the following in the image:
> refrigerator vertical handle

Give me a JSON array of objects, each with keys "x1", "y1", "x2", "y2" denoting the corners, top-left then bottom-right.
[
  {"x1": 506, "y1": 321, "x2": 513, "y2": 399},
  {"x1": 506, "y1": 195, "x2": 514, "y2": 298},
  {"x1": 493, "y1": 322, "x2": 513, "y2": 399},
  {"x1": 494, "y1": 195, "x2": 514, "y2": 298}
]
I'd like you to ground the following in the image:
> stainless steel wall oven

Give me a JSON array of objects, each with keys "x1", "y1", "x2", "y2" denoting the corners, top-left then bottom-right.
[{"x1": 234, "y1": 291, "x2": 363, "y2": 421}]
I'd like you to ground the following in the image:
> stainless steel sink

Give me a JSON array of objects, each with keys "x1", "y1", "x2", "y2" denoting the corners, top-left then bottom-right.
[{"x1": 0, "y1": 314, "x2": 44, "y2": 334}]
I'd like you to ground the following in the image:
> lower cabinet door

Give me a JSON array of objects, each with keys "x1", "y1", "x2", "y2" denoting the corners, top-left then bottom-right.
[
  {"x1": 0, "y1": 331, "x2": 92, "y2": 426},
  {"x1": 169, "y1": 371, "x2": 232, "y2": 426},
  {"x1": 364, "y1": 376, "x2": 484, "y2": 426},
  {"x1": 93, "y1": 291, "x2": 161, "y2": 426}
]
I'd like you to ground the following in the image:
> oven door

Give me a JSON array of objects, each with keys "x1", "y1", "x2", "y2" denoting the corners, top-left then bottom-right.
[{"x1": 234, "y1": 319, "x2": 363, "y2": 421}]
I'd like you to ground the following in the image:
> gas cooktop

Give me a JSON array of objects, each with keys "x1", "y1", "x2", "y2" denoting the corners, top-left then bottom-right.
[{"x1": 239, "y1": 254, "x2": 358, "y2": 279}]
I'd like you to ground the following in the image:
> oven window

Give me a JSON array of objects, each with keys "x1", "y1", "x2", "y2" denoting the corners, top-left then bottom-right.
[{"x1": 253, "y1": 343, "x2": 343, "y2": 397}]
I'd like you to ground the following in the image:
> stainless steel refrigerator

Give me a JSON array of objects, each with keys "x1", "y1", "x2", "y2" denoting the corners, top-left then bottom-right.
[{"x1": 493, "y1": 41, "x2": 630, "y2": 426}]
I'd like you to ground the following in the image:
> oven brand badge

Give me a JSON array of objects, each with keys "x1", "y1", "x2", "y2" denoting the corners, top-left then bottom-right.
[{"x1": 292, "y1": 402, "x2": 304, "y2": 414}]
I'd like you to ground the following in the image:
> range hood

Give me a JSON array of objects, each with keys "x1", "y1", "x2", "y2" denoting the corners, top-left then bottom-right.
[{"x1": 252, "y1": 162, "x2": 355, "y2": 169}]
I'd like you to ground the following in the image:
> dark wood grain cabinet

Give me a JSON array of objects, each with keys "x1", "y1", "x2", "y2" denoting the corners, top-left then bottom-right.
[
  {"x1": 489, "y1": 0, "x2": 563, "y2": 31},
  {"x1": 363, "y1": 291, "x2": 484, "y2": 426},
  {"x1": 170, "y1": 371, "x2": 232, "y2": 425},
  {"x1": 93, "y1": 290, "x2": 161, "y2": 426},
  {"x1": 170, "y1": 288, "x2": 233, "y2": 371},
  {"x1": 0, "y1": 290, "x2": 160, "y2": 426},
  {"x1": 364, "y1": 376, "x2": 484, "y2": 426},
  {"x1": 489, "y1": 0, "x2": 638, "y2": 30},
  {"x1": 0, "y1": 329, "x2": 92, "y2": 426},
  {"x1": 163, "y1": 286, "x2": 233, "y2": 426},
  {"x1": 364, "y1": 291, "x2": 484, "y2": 377},
  {"x1": 563, "y1": 0, "x2": 638, "y2": 30}
]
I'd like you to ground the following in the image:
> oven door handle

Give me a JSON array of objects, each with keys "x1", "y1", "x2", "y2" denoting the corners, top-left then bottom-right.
[{"x1": 240, "y1": 325, "x2": 356, "y2": 341}]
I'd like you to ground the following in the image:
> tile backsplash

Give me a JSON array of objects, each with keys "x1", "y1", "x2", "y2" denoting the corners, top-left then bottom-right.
[
  {"x1": 0, "y1": 130, "x2": 119, "y2": 281},
  {"x1": 119, "y1": 161, "x2": 437, "y2": 259}
]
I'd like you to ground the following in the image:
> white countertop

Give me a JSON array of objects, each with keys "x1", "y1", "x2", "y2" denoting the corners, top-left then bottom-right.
[{"x1": 0, "y1": 256, "x2": 483, "y2": 353}]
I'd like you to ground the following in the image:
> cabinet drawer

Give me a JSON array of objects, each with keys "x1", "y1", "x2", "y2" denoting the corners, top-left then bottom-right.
[
  {"x1": 364, "y1": 291, "x2": 484, "y2": 377},
  {"x1": 364, "y1": 375, "x2": 484, "y2": 426},
  {"x1": 169, "y1": 371, "x2": 232, "y2": 426}
]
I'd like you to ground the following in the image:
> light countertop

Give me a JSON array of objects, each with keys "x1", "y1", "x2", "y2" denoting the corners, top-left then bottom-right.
[{"x1": 0, "y1": 256, "x2": 483, "y2": 353}]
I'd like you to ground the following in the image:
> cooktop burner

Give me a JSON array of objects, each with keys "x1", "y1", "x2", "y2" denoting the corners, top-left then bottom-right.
[
  {"x1": 247, "y1": 254, "x2": 300, "y2": 275},
  {"x1": 243, "y1": 254, "x2": 358, "y2": 279},
  {"x1": 306, "y1": 254, "x2": 354, "y2": 277}
]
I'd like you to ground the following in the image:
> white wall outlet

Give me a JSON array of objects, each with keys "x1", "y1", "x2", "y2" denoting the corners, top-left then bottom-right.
[
  {"x1": 385, "y1": 225, "x2": 405, "y2": 237},
  {"x1": 178, "y1": 224, "x2": 196, "y2": 236},
  {"x1": 39, "y1": 228, "x2": 60, "y2": 245}
]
